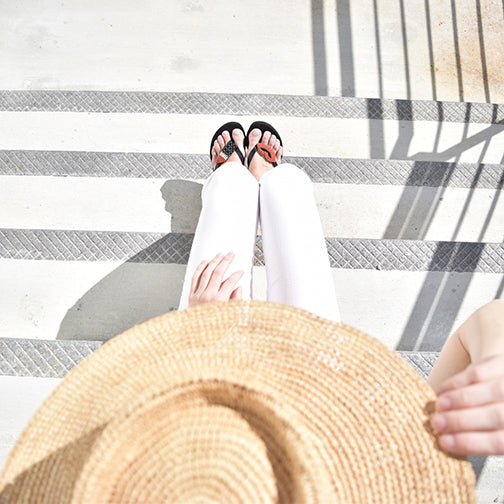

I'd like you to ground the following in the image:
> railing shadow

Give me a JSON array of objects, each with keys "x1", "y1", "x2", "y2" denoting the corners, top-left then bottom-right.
[
  {"x1": 323, "y1": 2, "x2": 503, "y2": 483},
  {"x1": 311, "y1": 0, "x2": 328, "y2": 96}
]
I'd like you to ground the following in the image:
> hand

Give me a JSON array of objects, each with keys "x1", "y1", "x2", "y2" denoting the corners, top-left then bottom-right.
[
  {"x1": 431, "y1": 354, "x2": 504, "y2": 456},
  {"x1": 188, "y1": 252, "x2": 244, "y2": 307}
]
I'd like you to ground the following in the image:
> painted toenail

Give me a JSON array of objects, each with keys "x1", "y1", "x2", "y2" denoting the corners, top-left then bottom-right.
[{"x1": 252, "y1": 129, "x2": 261, "y2": 136}]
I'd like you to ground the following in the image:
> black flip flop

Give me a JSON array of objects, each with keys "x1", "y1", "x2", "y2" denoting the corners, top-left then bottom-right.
[
  {"x1": 209, "y1": 121, "x2": 246, "y2": 170},
  {"x1": 244, "y1": 121, "x2": 283, "y2": 168}
]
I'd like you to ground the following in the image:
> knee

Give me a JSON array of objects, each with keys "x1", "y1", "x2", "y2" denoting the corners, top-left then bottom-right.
[{"x1": 261, "y1": 164, "x2": 312, "y2": 192}]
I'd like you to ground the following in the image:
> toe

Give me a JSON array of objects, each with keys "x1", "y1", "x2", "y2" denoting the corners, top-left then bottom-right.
[
  {"x1": 221, "y1": 130, "x2": 231, "y2": 144},
  {"x1": 248, "y1": 128, "x2": 262, "y2": 150},
  {"x1": 277, "y1": 145, "x2": 283, "y2": 162},
  {"x1": 217, "y1": 135, "x2": 226, "y2": 149},
  {"x1": 269, "y1": 134, "x2": 277, "y2": 147},
  {"x1": 262, "y1": 131, "x2": 271, "y2": 145},
  {"x1": 232, "y1": 128, "x2": 244, "y2": 152},
  {"x1": 232, "y1": 128, "x2": 244, "y2": 142}
]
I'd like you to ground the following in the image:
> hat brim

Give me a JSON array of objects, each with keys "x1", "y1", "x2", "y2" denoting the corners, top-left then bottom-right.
[{"x1": 0, "y1": 301, "x2": 476, "y2": 503}]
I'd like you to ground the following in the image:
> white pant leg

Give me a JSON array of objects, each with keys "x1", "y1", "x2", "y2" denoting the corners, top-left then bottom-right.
[
  {"x1": 259, "y1": 163, "x2": 341, "y2": 322},
  {"x1": 178, "y1": 162, "x2": 259, "y2": 310}
]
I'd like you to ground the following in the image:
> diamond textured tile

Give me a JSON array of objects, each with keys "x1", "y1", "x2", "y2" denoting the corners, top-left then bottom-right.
[
  {"x1": 1, "y1": 230, "x2": 503, "y2": 273},
  {"x1": 1, "y1": 91, "x2": 503, "y2": 123},
  {"x1": 0, "y1": 151, "x2": 209, "y2": 179},
  {"x1": 0, "y1": 337, "x2": 438, "y2": 379},
  {"x1": 0, "y1": 339, "x2": 101, "y2": 377},
  {"x1": 325, "y1": 239, "x2": 503, "y2": 273},
  {"x1": 0, "y1": 229, "x2": 166, "y2": 262},
  {"x1": 1, "y1": 151, "x2": 503, "y2": 189},
  {"x1": 399, "y1": 352, "x2": 439, "y2": 379}
]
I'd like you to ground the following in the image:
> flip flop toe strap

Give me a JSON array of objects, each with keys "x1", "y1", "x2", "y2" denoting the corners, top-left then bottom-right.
[
  {"x1": 214, "y1": 141, "x2": 245, "y2": 170},
  {"x1": 247, "y1": 143, "x2": 278, "y2": 167}
]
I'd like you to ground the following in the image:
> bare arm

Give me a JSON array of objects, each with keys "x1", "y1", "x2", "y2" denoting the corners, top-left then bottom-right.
[
  {"x1": 427, "y1": 299, "x2": 504, "y2": 456},
  {"x1": 427, "y1": 299, "x2": 504, "y2": 391}
]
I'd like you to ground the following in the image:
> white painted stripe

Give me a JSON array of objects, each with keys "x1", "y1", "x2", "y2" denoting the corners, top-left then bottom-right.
[
  {"x1": 1, "y1": 112, "x2": 503, "y2": 163},
  {"x1": 0, "y1": 376, "x2": 62, "y2": 468},
  {"x1": 0, "y1": 260, "x2": 185, "y2": 341},
  {"x1": 0, "y1": 176, "x2": 175, "y2": 233},
  {"x1": 313, "y1": 184, "x2": 504, "y2": 243},
  {"x1": 0, "y1": 176, "x2": 501, "y2": 241},
  {"x1": 1, "y1": 259, "x2": 501, "y2": 348}
]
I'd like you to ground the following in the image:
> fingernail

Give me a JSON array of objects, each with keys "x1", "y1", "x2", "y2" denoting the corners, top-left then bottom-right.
[
  {"x1": 437, "y1": 396, "x2": 451, "y2": 411},
  {"x1": 440, "y1": 434, "x2": 455, "y2": 450},
  {"x1": 431, "y1": 414, "x2": 447, "y2": 433}
]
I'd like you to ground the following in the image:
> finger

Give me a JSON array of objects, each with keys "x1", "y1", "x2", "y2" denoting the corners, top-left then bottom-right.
[
  {"x1": 437, "y1": 378, "x2": 504, "y2": 411},
  {"x1": 437, "y1": 356, "x2": 504, "y2": 394},
  {"x1": 218, "y1": 270, "x2": 244, "y2": 299},
  {"x1": 438, "y1": 430, "x2": 504, "y2": 456},
  {"x1": 190, "y1": 260, "x2": 208, "y2": 294},
  {"x1": 230, "y1": 286, "x2": 243, "y2": 300},
  {"x1": 206, "y1": 252, "x2": 235, "y2": 292},
  {"x1": 196, "y1": 253, "x2": 224, "y2": 292},
  {"x1": 431, "y1": 402, "x2": 504, "y2": 434}
]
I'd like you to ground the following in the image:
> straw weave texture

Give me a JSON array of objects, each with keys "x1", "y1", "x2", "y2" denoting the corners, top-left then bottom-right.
[{"x1": 0, "y1": 301, "x2": 476, "y2": 503}]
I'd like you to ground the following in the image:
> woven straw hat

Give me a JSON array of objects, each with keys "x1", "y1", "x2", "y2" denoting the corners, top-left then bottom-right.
[{"x1": 0, "y1": 301, "x2": 476, "y2": 503}]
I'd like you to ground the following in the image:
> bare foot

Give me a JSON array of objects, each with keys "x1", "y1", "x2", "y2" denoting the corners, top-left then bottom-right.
[
  {"x1": 247, "y1": 128, "x2": 283, "y2": 181},
  {"x1": 210, "y1": 128, "x2": 245, "y2": 170}
]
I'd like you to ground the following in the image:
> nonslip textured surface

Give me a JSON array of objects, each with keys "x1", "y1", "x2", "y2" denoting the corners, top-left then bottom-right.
[{"x1": 1, "y1": 0, "x2": 503, "y2": 500}]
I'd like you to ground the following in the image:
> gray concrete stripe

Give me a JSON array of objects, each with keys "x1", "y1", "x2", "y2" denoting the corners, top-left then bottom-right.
[
  {"x1": 399, "y1": 352, "x2": 439, "y2": 380},
  {"x1": 0, "y1": 337, "x2": 437, "y2": 378},
  {"x1": 0, "y1": 91, "x2": 503, "y2": 123},
  {"x1": 0, "y1": 339, "x2": 100, "y2": 377},
  {"x1": 1, "y1": 150, "x2": 502, "y2": 189},
  {"x1": 1, "y1": 229, "x2": 502, "y2": 273}
]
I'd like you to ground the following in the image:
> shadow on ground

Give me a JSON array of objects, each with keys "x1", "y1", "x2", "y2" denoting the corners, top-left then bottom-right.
[{"x1": 56, "y1": 180, "x2": 203, "y2": 341}]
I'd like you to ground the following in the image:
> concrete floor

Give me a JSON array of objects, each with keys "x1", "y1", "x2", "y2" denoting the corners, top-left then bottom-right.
[
  {"x1": 1, "y1": 0, "x2": 503, "y2": 101},
  {"x1": 1, "y1": 0, "x2": 503, "y2": 501}
]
